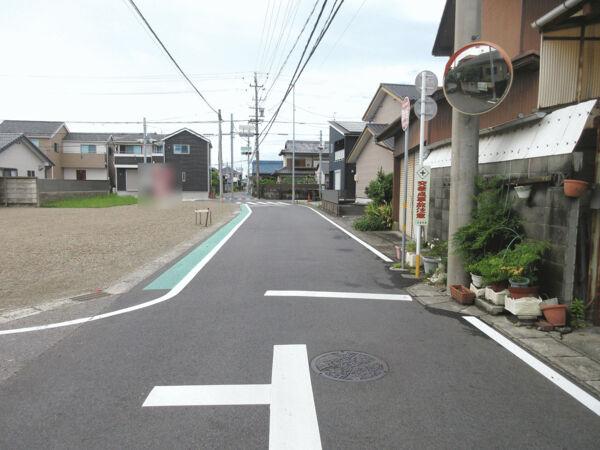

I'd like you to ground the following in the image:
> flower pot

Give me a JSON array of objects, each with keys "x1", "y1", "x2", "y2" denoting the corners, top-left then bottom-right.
[
  {"x1": 509, "y1": 277, "x2": 530, "y2": 288},
  {"x1": 470, "y1": 273, "x2": 484, "y2": 288},
  {"x1": 505, "y1": 296, "x2": 542, "y2": 317},
  {"x1": 508, "y1": 285, "x2": 539, "y2": 299},
  {"x1": 563, "y1": 179, "x2": 588, "y2": 198},
  {"x1": 540, "y1": 304, "x2": 567, "y2": 326},
  {"x1": 450, "y1": 285, "x2": 475, "y2": 305},
  {"x1": 514, "y1": 185, "x2": 532, "y2": 199},
  {"x1": 488, "y1": 281, "x2": 508, "y2": 292},
  {"x1": 485, "y1": 287, "x2": 508, "y2": 305},
  {"x1": 421, "y1": 255, "x2": 441, "y2": 274}
]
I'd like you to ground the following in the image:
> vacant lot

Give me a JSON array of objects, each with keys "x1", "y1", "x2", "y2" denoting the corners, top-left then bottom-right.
[{"x1": 0, "y1": 200, "x2": 237, "y2": 311}]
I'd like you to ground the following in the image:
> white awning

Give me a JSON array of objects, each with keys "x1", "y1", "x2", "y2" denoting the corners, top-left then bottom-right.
[{"x1": 424, "y1": 99, "x2": 599, "y2": 169}]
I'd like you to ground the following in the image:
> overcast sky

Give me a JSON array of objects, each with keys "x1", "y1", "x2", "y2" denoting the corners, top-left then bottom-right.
[{"x1": 0, "y1": 0, "x2": 446, "y2": 172}]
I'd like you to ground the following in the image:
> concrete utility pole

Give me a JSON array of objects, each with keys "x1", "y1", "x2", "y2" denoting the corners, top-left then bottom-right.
[
  {"x1": 230, "y1": 113, "x2": 234, "y2": 201},
  {"x1": 218, "y1": 109, "x2": 223, "y2": 200},
  {"x1": 447, "y1": 0, "x2": 482, "y2": 287},
  {"x1": 292, "y1": 85, "x2": 296, "y2": 203},
  {"x1": 319, "y1": 129, "x2": 323, "y2": 199},
  {"x1": 252, "y1": 72, "x2": 261, "y2": 198}
]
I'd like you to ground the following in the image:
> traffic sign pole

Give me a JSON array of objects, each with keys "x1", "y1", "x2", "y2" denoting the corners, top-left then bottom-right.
[
  {"x1": 400, "y1": 97, "x2": 410, "y2": 270},
  {"x1": 416, "y1": 73, "x2": 427, "y2": 278}
]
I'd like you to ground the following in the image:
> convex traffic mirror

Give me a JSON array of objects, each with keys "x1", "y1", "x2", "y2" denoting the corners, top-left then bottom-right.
[{"x1": 443, "y1": 41, "x2": 513, "y2": 115}]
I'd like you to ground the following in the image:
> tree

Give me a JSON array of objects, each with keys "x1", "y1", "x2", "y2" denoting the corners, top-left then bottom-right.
[{"x1": 364, "y1": 168, "x2": 393, "y2": 205}]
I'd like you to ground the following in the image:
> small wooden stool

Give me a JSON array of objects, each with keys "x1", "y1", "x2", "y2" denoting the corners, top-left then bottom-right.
[{"x1": 194, "y1": 208, "x2": 212, "y2": 226}]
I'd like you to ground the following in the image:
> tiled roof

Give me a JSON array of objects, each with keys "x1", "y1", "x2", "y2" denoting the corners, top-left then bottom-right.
[
  {"x1": 279, "y1": 140, "x2": 328, "y2": 155},
  {"x1": 381, "y1": 83, "x2": 420, "y2": 101},
  {"x1": 329, "y1": 121, "x2": 365, "y2": 134},
  {"x1": 0, "y1": 133, "x2": 23, "y2": 150},
  {"x1": 0, "y1": 120, "x2": 65, "y2": 137},
  {"x1": 366, "y1": 123, "x2": 394, "y2": 151}
]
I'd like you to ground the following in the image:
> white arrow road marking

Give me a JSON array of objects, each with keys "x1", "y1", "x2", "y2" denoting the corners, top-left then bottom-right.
[
  {"x1": 142, "y1": 344, "x2": 322, "y2": 449},
  {"x1": 265, "y1": 290, "x2": 412, "y2": 302}
]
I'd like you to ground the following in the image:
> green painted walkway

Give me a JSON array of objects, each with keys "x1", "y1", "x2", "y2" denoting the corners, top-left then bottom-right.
[{"x1": 144, "y1": 204, "x2": 250, "y2": 290}]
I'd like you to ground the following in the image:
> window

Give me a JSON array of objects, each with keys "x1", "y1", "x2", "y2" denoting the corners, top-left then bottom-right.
[
  {"x1": 27, "y1": 170, "x2": 35, "y2": 177},
  {"x1": 1, "y1": 168, "x2": 18, "y2": 177},
  {"x1": 334, "y1": 170, "x2": 341, "y2": 190},
  {"x1": 173, "y1": 144, "x2": 190, "y2": 155},
  {"x1": 80, "y1": 144, "x2": 97, "y2": 154},
  {"x1": 154, "y1": 145, "x2": 163, "y2": 154},
  {"x1": 54, "y1": 142, "x2": 59, "y2": 153},
  {"x1": 29, "y1": 138, "x2": 39, "y2": 147},
  {"x1": 76, "y1": 169, "x2": 86, "y2": 181},
  {"x1": 122, "y1": 145, "x2": 142, "y2": 154},
  {"x1": 181, "y1": 171, "x2": 186, "y2": 183}
]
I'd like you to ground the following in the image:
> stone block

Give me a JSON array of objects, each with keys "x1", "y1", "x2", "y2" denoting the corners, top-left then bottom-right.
[
  {"x1": 519, "y1": 337, "x2": 580, "y2": 357},
  {"x1": 548, "y1": 356, "x2": 600, "y2": 381}
]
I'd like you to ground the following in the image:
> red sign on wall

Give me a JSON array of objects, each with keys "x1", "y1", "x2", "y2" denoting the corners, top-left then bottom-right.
[{"x1": 413, "y1": 165, "x2": 431, "y2": 226}]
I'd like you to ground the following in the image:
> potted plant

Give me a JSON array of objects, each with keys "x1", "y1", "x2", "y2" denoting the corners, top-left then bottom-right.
[
  {"x1": 421, "y1": 239, "x2": 447, "y2": 274},
  {"x1": 540, "y1": 303, "x2": 568, "y2": 326},
  {"x1": 514, "y1": 185, "x2": 532, "y2": 199},
  {"x1": 466, "y1": 263, "x2": 485, "y2": 288},
  {"x1": 502, "y1": 240, "x2": 549, "y2": 299},
  {"x1": 563, "y1": 179, "x2": 589, "y2": 198}
]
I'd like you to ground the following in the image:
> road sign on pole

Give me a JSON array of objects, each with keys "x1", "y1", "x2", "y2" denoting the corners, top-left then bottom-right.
[
  {"x1": 413, "y1": 165, "x2": 431, "y2": 227},
  {"x1": 415, "y1": 70, "x2": 438, "y2": 96},
  {"x1": 414, "y1": 97, "x2": 438, "y2": 121},
  {"x1": 400, "y1": 97, "x2": 410, "y2": 131}
]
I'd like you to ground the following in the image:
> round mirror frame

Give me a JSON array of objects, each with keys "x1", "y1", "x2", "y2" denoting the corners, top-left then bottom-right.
[{"x1": 443, "y1": 40, "x2": 514, "y2": 116}]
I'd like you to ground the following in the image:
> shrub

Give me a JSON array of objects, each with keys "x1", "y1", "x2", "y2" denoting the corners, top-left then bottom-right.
[
  {"x1": 453, "y1": 177, "x2": 522, "y2": 267},
  {"x1": 353, "y1": 202, "x2": 393, "y2": 231},
  {"x1": 570, "y1": 298, "x2": 586, "y2": 329},
  {"x1": 365, "y1": 168, "x2": 393, "y2": 206}
]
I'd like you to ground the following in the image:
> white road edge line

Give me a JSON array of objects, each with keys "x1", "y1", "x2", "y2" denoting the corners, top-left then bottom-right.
[
  {"x1": 0, "y1": 205, "x2": 253, "y2": 336},
  {"x1": 265, "y1": 290, "x2": 412, "y2": 301},
  {"x1": 463, "y1": 316, "x2": 600, "y2": 417},
  {"x1": 302, "y1": 206, "x2": 393, "y2": 262}
]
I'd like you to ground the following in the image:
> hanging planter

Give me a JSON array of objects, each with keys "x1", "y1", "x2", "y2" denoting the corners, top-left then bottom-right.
[
  {"x1": 514, "y1": 185, "x2": 532, "y2": 199},
  {"x1": 563, "y1": 179, "x2": 588, "y2": 198}
]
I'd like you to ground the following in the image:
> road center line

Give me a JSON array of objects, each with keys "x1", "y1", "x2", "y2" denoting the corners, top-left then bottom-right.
[
  {"x1": 302, "y1": 206, "x2": 393, "y2": 262},
  {"x1": 463, "y1": 316, "x2": 600, "y2": 417},
  {"x1": 0, "y1": 205, "x2": 253, "y2": 336},
  {"x1": 264, "y1": 290, "x2": 412, "y2": 301}
]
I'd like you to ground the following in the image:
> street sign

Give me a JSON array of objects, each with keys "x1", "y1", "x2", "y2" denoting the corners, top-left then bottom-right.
[
  {"x1": 414, "y1": 97, "x2": 438, "y2": 121},
  {"x1": 400, "y1": 97, "x2": 411, "y2": 131},
  {"x1": 413, "y1": 165, "x2": 431, "y2": 227},
  {"x1": 241, "y1": 146, "x2": 252, "y2": 155},
  {"x1": 443, "y1": 41, "x2": 513, "y2": 115},
  {"x1": 415, "y1": 70, "x2": 438, "y2": 96},
  {"x1": 239, "y1": 125, "x2": 253, "y2": 138}
]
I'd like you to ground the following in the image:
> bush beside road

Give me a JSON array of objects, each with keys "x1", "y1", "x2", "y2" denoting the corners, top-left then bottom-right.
[{"x1": 0, "y1": 200, "x2": 237, "y2": 312}]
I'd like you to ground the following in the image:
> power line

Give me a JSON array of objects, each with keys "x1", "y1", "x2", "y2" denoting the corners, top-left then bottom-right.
[
  {"x1": 123, "y1": 0, "x2": 218, "y2": 114},
  {"x1": 259, "y1": 0, "x2": 345, "y2": 145}
]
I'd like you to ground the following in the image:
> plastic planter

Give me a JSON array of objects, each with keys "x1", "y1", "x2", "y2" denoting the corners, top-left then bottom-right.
[
  {"x1": 450, "y1": 285, "x2": 475, "y2": 305},
  {"x1": 540, "y1": 304, "x2": 567, "y2": 326},
  {"x1": 514, "y1": 185, "x2": 532, "y2": 199},
  {"x1": 471, "y1": 273, "x2": 484, "y2": 288},
  {"x1": 563, "y1": 179, "x2": 588, "y2": 198},
  {"x1": 421, "y1": 255, "x2": 441, "y2": 274}
]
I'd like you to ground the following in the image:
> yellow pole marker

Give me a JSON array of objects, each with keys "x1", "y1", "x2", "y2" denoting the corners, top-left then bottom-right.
[{"x1": 415, "y1": 254, "x2": 420, "y2": 278}]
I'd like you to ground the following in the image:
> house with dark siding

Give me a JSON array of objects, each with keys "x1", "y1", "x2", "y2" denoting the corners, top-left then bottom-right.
[{"x1": 328, "y1": 121, "x2": 364, "y2": 200}]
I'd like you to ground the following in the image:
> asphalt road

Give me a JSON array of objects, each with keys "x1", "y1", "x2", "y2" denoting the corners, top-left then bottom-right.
[{"x1": 1, "y1": 200, "x2": 599, "y2": 449}]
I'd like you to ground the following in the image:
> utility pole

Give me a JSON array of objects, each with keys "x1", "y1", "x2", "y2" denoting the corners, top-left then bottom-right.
[
  {"x1": 292, "y1": 85, "x2": 296, "y2": 203},
  {"x1": 319, "y1": 129, "x2": 323, "y2": 199},
  {"x1": 230, "y1": 113, "x2": 234, "y2": 201},
  {"x1": 447, "y1": 0, "x2": 481, "y2": 287},
  {"x1": 142, "y1": 117, "x2": 147, "y2": 163},
  {"x1": 251, "y1": 72, "x2": 261, "y2": 198},
  {"x1": 218, "y1": 109, "x2": 223, "y2": 200}
]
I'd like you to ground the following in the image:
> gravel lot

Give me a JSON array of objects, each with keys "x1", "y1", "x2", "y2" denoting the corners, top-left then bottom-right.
[{"x1": 0, "y1": 201, "x2": 237, "y2": 312}]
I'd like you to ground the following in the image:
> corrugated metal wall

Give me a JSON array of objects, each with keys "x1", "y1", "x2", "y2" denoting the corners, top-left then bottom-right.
[{"x1": 539, "y1": 24, "x2": 600, "y2": 108}]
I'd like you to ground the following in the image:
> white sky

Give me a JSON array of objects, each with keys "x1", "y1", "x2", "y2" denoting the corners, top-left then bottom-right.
[{"x1": 0, "y1": 0, "x2": 446, "y2": 172}]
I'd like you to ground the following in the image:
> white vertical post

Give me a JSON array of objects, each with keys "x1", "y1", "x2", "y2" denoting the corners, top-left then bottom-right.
[
  {"x1": 401, "y1": 118, "x2": 410, "y2": 270},
  {"x1": 218, "y1": 109, "x2": 223, "y2": 200},
  {"x1": 230, "y1": 113, "x2": 234, "y2": 201},
  {"x1": 415, "y1": 73, "x2": 427, "y2": 277},
  {"x1": 292, "y1": 85, "x2": 296, "y2": 203}
]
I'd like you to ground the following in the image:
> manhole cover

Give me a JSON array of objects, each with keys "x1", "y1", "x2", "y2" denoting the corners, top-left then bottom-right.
[{"x1": 310, "y1": 351, "x2": 389, "y2": 382}]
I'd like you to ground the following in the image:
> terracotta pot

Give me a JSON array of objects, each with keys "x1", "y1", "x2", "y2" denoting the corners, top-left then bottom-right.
[
  {"x1": 489, "y1": 281, "x2": 508, "y2": 292},
  {"x1": 563, "y1": 179, "x2": 588, "y2": 198},
  {"x1": 540, "y1": 304, "x2": 567, "y2": 326},
  {"x1": 450, "y1": 285, "x2": 475, "y2": 305},
  {"x1": 508, "y1": 285, "x2": 539, "y2": 299}
]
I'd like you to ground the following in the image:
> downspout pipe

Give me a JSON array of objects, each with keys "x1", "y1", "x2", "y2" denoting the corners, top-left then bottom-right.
[{"x1": 531, "y1": 0, "x2": 583, "y2": 29}]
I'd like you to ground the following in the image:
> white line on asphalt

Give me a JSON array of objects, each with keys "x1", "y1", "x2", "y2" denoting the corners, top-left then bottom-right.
[
  {"x1": 143, "y1": 385, "x2": 271, "y2": 406},
  {"x1": 142, "y1": 344, "x2": 321, "y2": 449},
  {"x1": 302, "y1": 206, "x2": 393, "y2": 262},
  {"x1": 257, "y1": 201, "x2": 269, "y2": 205},
  {"x1": 264, "y1": 290, "x2": 412, "y2": 301},
  {"x1": 276, "y1": 202, "x2": 288, "y2": 206},
  {"x1": 246, "y1": 201, "x2": 257, "y2": 205},
  {"x1": 270, "y1": 345, "x2": 321, "y2": 449},
  {"x1": 463, "y1": 316, "x2": 600, "y2": 417},
  {"x1": 0, "y1": 205, "x2": 254, "y2": 335},
  {"x1": 266, "y1": 201, "x2": 279, "y2": 205}
]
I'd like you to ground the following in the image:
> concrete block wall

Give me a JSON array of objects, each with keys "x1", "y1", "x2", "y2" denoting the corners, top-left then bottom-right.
[{"x1": 426, "y1": 153, "x2": 584, "y2": 302}]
